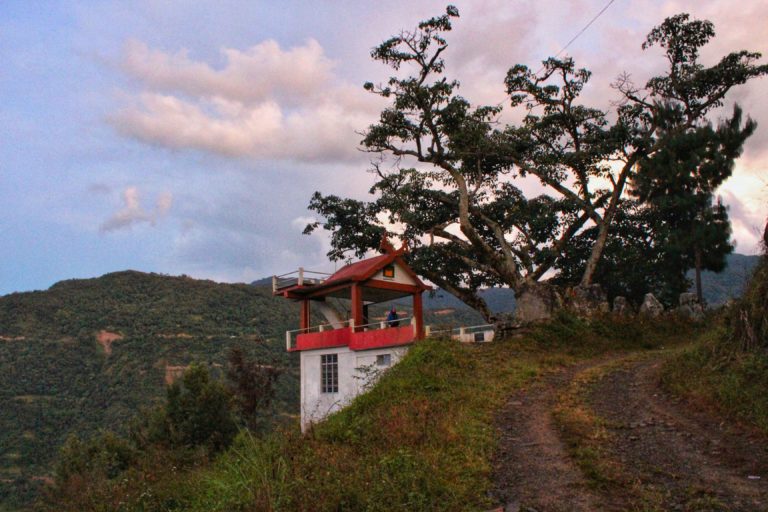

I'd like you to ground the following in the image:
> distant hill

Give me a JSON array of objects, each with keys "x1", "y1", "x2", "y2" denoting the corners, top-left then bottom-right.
[
  {"x1": 688, "y1": 253, "x2": 760, "y2": 305},
  {"x1": 0, "y1": 271, "x2": 302, "y2": 510}
]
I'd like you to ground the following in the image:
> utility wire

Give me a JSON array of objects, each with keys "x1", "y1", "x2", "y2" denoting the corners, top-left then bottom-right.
[{"x1": 536, "y1": 0, "x2": 618, "y2": 73}]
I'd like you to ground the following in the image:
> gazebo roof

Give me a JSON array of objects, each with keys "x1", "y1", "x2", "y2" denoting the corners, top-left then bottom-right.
[{"x1": 274, "y1": 238, "x2": 430, "y2": 302}]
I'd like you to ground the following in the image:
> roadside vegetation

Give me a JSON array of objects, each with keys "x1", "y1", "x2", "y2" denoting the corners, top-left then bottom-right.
[{"x1": 662, "y1": 227, "x2": 768, "y2": 434}]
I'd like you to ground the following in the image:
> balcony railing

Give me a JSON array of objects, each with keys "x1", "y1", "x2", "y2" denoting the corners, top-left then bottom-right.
[
  {"x1": 272, "y1": 268, "x2": 332, "y2": 292},
  {"x1": 285, "y1": 320, "x2": 495, "y2": 352},
  {"x1": 285, "y1": 318, "x2": 416, "y2": 352}
]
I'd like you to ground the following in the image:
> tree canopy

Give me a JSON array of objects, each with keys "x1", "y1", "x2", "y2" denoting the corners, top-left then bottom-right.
[{"x1": 306, "y1": 7, "x2": 767, "y2": 321}]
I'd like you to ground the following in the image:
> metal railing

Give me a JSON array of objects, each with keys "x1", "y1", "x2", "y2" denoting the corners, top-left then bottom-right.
[
  {"x1": 354, "y1": 316, "x2": 414, "y2": 332},
  {"x1": 272, "y1": 268, "x2": 332, "y2": 292},
  {"x1": 427, "y1": 323, "x2": 495, "y2": 343}
]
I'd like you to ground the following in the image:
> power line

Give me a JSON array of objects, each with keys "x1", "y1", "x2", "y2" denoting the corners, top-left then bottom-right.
[{"x1": 536, "y1": 0, "x2": 618, "y2": 73}]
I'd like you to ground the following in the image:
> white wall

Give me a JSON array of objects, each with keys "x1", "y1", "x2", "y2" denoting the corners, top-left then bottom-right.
[
  {"x1": 371, "y1": 260, "x2": 417, "y2": 285},
  {"x1": 300, "y1": 345, "x2": 409, "y2": 431}
]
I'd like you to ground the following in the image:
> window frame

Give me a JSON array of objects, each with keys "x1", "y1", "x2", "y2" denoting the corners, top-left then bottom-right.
[{"x1": 320, "y1": 353, "x2": 339, "y2": 393}]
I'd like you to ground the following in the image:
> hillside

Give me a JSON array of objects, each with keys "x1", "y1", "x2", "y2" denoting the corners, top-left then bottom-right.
[
  {"x1": 0, "y1": 271, "x2": 302, "y2": 510},
  {"x1": 44, "y1": 313, "x2": 766, "y2": 511},
  {"x1": 0, "y1": 254, "x2": 760, "y2": 509},
  {"x1": 688, "y1": 253, "x2": 760, "y2": 305}
]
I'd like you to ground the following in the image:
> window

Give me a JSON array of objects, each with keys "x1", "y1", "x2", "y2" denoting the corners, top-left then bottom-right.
[
  {"x1": 376, "y1": 353, "x2": 392, "y2": 366},
  {"x1": 321, "y1": 354, "x2": 338, "y2": 393}
]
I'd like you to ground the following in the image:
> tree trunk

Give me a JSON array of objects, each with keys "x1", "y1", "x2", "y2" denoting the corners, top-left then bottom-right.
[
  {"x1": 694, "y1": 245, "x2": 703, "y2": 304},
  {"x1": 580, "y1": 158, "x2": 637, "y2": 287},
  {"x1": 580, "y1": 220, "x2": 608, "y2": 286}
]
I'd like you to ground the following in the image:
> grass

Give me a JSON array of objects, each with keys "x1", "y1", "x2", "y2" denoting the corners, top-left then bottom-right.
[
  {"x1": 661, "y1": 327, "x2": 768, "y2": 435},
  {"x1": 173, "y1": 314, "x2": 686, "y2": 512},
  {"x1": 181, "y1": 338, "x2": 544, "y2": 511}
]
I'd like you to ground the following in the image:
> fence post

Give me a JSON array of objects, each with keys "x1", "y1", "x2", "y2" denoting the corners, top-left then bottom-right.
[
  {"x1": 285, "y1": 331, "x2": 291, "y2": 351},
  {"x1": 425, "y1": 325, "x2": 431, "y2": 337}
]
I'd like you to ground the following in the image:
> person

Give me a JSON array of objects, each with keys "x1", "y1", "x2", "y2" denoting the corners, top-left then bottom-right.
[{"x1": 386, "y1": 306, "x2": 399, "y2": 327}]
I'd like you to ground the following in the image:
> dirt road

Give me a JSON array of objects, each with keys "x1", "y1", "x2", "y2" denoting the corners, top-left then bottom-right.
[{"x1": 491, "y1": 351, "x2": 768, "y2": 511}]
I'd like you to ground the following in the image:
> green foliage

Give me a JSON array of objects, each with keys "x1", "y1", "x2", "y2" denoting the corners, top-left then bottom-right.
[
  {"x1": 55, "y1": 432, "x2": 137, "y2": 482},
  {"x1": 160, "y1": 364, "x2": 237, "y2": 452},
  {"x1": 43, "y1": 361, "x2": 267, "y2": 511},
  {"x1": 662, "y1": 233, "x2": 768, "y2": 433},
  {"x1": 226, "y1": 346, "x2": 283, "y2": 432},
  {"x1": 0, "y1": 271, "x2": 301, "y2": 510},
  {"x1": 662, "y1": 330, "x2": 768, "y2": 434},
  {"x1": 727, "y1": 243, "x2": 768, "y2": 351}
]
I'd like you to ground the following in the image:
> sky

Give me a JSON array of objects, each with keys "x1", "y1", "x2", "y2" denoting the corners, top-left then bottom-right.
[{"x1": 1, "y1": 0, "x2": 767, "y2": 295}]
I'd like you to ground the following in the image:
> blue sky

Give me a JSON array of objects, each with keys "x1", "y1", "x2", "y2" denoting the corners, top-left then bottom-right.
[{"x1": 2, "y1": 0, "x2": 767, "y2": 295}]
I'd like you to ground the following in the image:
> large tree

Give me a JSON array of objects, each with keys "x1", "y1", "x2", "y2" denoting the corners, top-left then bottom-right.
[{"x1": 306, "y1": 7, "x2": 767, "y2": 322}]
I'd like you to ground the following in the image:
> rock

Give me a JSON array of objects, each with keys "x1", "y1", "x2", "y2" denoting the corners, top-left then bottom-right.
[
  {"x1": 679, "y1": 292, "x2": 697, "y2": 306},
  {"x1": 676, "y1": 292, "x2": 704, "y2": 321},
  {"x1": 612, "y1": 296, "x2": 634, "y2": 316},
  {"x1": 565, "y1": 284, "x2": 610, "y2": 317},
  {"x1": 514, "y1": 282, "x2": 563, "y2": 324},
  {"x1": 639, "y1": 293, "x2": 664, "y2": 318}
]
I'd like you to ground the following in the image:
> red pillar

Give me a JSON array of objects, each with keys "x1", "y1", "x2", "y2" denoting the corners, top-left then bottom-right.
[
  {"x1": 413, "y1": 291, "x2": 424, "y2": 340},
  {"x1": 351, "y1": 284, "x2": 364, "y2": 332},
  {"x1": 300, "y1": 300, "x2": 311, "y2": 331}
]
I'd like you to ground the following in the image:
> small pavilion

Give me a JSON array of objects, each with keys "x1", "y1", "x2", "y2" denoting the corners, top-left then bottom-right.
[{"x1": 273, "y1": 238, "x2": 431, "y2": 352}]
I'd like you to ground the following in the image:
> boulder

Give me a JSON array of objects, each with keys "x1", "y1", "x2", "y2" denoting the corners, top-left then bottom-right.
[
  {"x1": 514, "y1": 282, "x2": 563, "y2": 324},
  {"x1": 566, "y1": 284, "x2": 610, "y2": 317},
  {"x1": 638, "y1": 293, "x2": 664, "y2": 318},
  {"x1": 676, "y1": 292, "x2": 704, "y2": 321},
  {"x1": 612, "y1": 296, "x2": 634, "y2": 316}
]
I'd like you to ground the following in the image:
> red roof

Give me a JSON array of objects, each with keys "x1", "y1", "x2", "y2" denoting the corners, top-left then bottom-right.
[
  {"x1": 275, "y1": 237, "x2": 430, "y2": 298},
  {"x1": 322, "y1": 253, "x2": 392, "y2": 286}
]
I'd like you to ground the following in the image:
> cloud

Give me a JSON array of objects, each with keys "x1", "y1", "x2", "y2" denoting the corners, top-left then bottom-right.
[
  {"x1": 110, "y1": 39, "x2": 380, "y2": 163},
  {"x1": 100, "y1": 187, "x2": 173, "y2": 233},
  {"x1": 121, "y1": 39, "x2": 334, "y2": 106}
]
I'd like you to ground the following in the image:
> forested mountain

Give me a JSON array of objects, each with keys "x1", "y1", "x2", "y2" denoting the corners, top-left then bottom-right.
[
  {"x1": 0, "y1": 271, "x2": 301, "y2": 510},
  {"x1": 690, "y1": 253, "x2": 760, "y2": 305}
]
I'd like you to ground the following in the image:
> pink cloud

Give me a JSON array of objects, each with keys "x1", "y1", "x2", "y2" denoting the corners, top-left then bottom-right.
[{"x1": 100, "y1": 187, "x2": 173, "y2": 233}]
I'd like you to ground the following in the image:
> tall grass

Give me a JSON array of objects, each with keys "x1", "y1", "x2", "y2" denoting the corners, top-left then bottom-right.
[{"x1": 662, "y1": 328, "x2": 768, "y2": 434}]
